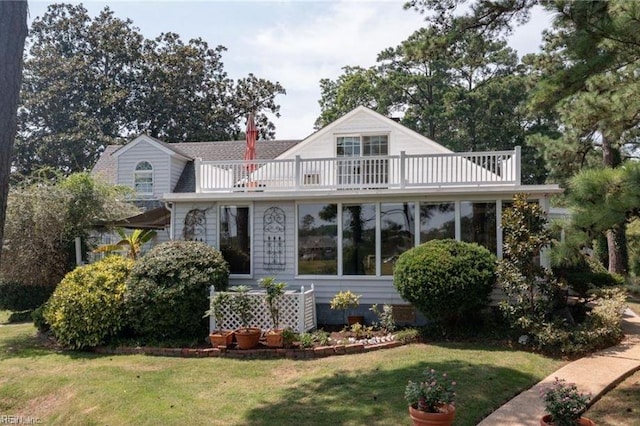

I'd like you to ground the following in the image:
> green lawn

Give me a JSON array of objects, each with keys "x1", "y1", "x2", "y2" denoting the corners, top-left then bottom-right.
[
  {"x1": 0, "y1": 322, "x2": 564, "y2": 425},
  {"x1": 585, "y1": 369, "x2": 640, "y2": 425}
]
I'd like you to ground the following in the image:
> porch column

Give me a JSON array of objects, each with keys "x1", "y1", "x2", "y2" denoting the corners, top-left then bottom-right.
[
  {"x1": 539, "y1": 195, "x2": 551, "y2": 269},
  {"x1": 496, "y1": 200, "x2": 503, "y2": 259},
  {"x1": 195, "y1": 157, "x2": 202, "y2": 193}
]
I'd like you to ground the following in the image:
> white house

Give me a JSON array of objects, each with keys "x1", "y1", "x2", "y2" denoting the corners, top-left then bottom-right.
[{"x1": 92, "y1": 106, "x2": 561, "y2": 323}]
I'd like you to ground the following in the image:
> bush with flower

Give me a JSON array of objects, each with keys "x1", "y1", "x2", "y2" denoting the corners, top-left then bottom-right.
[
  {"x1": 540, "y1": 377, "x2": 591, "y2": 426},
  {"x1": 404, "y1": 368, "x2": 456, "y2": 413}
]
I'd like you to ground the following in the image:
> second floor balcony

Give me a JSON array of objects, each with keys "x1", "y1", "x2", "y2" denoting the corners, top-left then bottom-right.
[{"x1": 194, "y1": 147, "x2": 521, "y2": 193}]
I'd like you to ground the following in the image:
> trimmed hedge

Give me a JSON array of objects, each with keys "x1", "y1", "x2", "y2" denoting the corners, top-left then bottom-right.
[
  {"x1": 44, "y1": 256, "x2": 134, "y2": 349},
  {"x1": 394, "y1": 239, "x2": 496, "y2": 324},
  {"x1": 0, "y1": 282, "x2": 55, "y2": 311},
  {"x1": 125, "y1": 241, "x2": 229, "y2": 341}
]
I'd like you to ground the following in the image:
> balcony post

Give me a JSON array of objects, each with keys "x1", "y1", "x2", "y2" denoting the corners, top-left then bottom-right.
[
  {"x1": 295, "y1": 155, "x2": 301, "y2": 190},
  {"x1": 195, "y1": 157, "x2": 202, "y2": 193},
  {"x1": 400, "y1": 151, "x2": 406, "y2": 189}
]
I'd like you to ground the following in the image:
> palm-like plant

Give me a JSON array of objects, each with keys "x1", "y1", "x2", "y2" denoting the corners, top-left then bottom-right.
[{"x1": 93, "y1": 228, "x2": 157, "y2": 260}]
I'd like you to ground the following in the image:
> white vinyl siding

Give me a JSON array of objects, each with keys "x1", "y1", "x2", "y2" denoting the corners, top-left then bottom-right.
[
  {"x1": 277, "y1": 108, "x2": 450, "y2": 161},
  {"x1": 173, "y1": 203, "x2": 217, "y2": 247},
  {"x1": 117, "y1": 140, "x2": 171, "y2": 197}
]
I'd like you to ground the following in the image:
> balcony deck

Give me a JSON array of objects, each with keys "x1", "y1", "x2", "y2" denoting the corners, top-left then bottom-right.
[{"x1": 195, "y1": 148, "x2": 521, "y2": 193}]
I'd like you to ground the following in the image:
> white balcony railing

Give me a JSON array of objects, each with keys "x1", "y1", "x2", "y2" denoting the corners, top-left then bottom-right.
[{"x1": 195, "y1": 147, "x2": 521, "y2": 193}]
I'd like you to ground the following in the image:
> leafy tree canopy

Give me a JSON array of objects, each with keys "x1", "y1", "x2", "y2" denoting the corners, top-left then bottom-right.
[
  {"x1": 316, "y1": 15, "x2": 547, "y2": 183},
  {"x1": 17, "y1": 3, "x2": 286, "y2": 175},
  {"x1": 1, "y1": 172, "x2": 138, "y2": 287}
]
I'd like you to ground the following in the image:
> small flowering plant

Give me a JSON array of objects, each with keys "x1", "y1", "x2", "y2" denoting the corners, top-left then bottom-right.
[
  {"x1": 540, "y1": 377, "x2": 590, "y2": 426},
  {"x1": 404, "y1": 368, "x2": 456, "y2": 413}
]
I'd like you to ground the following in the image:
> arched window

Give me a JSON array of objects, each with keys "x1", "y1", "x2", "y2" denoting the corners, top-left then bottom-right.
[{"x1": 134, "y1": 161, "x2": 153, "y2": 194}]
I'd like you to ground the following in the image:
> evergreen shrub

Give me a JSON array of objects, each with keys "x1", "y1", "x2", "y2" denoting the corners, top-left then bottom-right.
[
  {"x1": 393, "y1": 239, "x2": 496, "y2": 325},
  {"x1": 125, "y1": 241, "x2": 229, "y2": 341},
  {"x1": 44, "y1": 256, "x2": 134, "y2": 349},
  {"x1": 0, "y1": 281, "x2": 55, "y2": 311}
]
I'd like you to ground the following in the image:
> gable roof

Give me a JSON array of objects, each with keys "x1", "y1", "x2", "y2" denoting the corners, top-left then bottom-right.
[
  {"x1": 275, "y1": 106, "x2": 452, "y2": 159},
  {"x1": 92, "y1": 145, "x2": 121, "y2": 184},
  {"x1": 111, "y1": 135, "x2": 193, "y2": 160},
  {"x1": 91, "y1": 138, "x2": 301, "y2": 189}
]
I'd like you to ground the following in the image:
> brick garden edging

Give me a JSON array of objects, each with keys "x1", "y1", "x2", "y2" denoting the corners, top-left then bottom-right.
[{"x1": 93, "y1": 339, "x2": 410, "y2": 359}]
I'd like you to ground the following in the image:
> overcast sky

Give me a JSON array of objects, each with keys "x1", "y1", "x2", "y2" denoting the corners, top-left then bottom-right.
[{"x1": 28, "y1": 0, "x2": 555, "y2": 140}]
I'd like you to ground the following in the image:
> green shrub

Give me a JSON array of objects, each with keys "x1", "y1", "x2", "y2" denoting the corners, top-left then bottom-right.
[
  {"x1": 394, "y1": 328, "x2": 420, "y2": 343},
  {"x1": 44, "y1": 256, "x2": 134, "y2": 349},
  {"x1": 553, "y1": 266, "x2": 624, "y2": 296},
  {"x1": 529, "y1": 288, "x2": 627, "y2": 356},
  {"x1": 32, "y1": 305, "x2": 49, "y2": 332},
  {"x1": 125, "y1": 241, "x2": 229, "y2": 341},
  {"x1": 298, "y1": 330, "x2": 330, "y2": 348},
  {"x1": 0, "y1": 282, "x2": 55, "y2": 311},
  {"x1": 393, "y1": 239, "x2": 496, "y2": 325},
  {"x1": 7, "y1": 310, "x2": 33, "y2": 323},
  {"x1": 498, "y1": 194, "x2": 562, "y2": 333}
]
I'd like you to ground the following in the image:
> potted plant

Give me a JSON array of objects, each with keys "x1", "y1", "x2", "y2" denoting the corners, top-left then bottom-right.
[
  {"x1": 404, "y1": 368, "x2": 456, "y2": 426},
  {"x1": 539, "y1": 377, "x2": 594, "y2": 426},
  {"x1": 330, "y1": 290, "x2": 362, "y2": 326},
  {"x1": 204, "y1": 292, "x2": 234, "y2": 347},
  {"x1": 259, "y1": 277, "x2": 287, "y2": 347},
  {"x1": 229, "y1": 285, "x2": 261, "y2": 349}
]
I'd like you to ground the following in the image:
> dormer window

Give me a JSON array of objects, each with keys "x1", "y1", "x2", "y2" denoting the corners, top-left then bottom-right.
[{"x1": 134, "y1": 161, "x2": 153, "y2": 194}]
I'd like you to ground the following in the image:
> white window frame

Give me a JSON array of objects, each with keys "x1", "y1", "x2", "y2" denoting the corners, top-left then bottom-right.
[{"x1": 134, "y1": 161, "x2": 154, "y2": 195}]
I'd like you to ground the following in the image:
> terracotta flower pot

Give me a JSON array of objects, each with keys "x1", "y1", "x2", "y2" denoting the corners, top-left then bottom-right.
[
  {"x1": 540, "y1": 414, "x2": 596, "y2": 426},
  {"x1": 234, "y1": 327, "x2": 261, "y2": 350},
  {"x1": 408, "y1": 404, "x2": 455, "y2": 426},
  {"x1": 265, "y1": 329, "x2": 284, "y2": 348},
  {"x1": 209, "y1": 330, "x2": 234, "y2": 348}
]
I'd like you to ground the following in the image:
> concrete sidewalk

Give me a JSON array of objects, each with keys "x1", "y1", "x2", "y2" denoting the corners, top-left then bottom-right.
[{"x1": 478, "y1": 307, "x2": 640, "y2": 425}]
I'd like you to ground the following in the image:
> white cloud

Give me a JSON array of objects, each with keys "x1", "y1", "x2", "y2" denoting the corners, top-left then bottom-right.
[{"x1": 240, "y1": 1, "x2": 426, "y2": 138}]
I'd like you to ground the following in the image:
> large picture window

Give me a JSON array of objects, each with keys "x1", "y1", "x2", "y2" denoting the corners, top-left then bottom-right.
[
  {"x1": 297, "y1": 204, "x2": 337, "y2": 275},
  {"x1": 220, "y1": 206, "x2": 251, "y2": 275},
  {"x1": 460, "y1": 201, "x2": 497, "y2": 254},
  {"x1": 381, "y1": 203, "x2": 415, "y2": 275},
  {"x1": 342, "y1": 203, "x2": 376, "y2": 275},
  {"x1": 134, "y1": 161, "x2": 153, "y2": 194},
  {"x1": 296, "y1": 199, "x2": 503, "y2": 277},
  {"x1": 420, "y1": 202, "x2": 455, "y2": 242}
]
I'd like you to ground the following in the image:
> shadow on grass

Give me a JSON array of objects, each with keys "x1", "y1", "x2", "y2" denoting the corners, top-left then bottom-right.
[
  {"x1": 243, "y1": 358, "x2": 542, "y2": 426},
  {"x1": 0, "y1": 327, "x2": 55, "y2": 360}
]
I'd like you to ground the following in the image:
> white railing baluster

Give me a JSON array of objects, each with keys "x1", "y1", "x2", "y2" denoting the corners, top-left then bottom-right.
[{"x1": 196, "y1": 149, "x2": 520, "y2": 192}]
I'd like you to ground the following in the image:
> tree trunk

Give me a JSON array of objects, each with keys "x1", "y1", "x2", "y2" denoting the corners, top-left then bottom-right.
[
  {"x1": 601, "y1": 133, "x2": 627, "y2": 275},
  {"x1": 0, "y1": 1, "x2": 29, "y2": 263},
  {"x1": 607, "y1": 225, "x2": 627, "y2": 276}
]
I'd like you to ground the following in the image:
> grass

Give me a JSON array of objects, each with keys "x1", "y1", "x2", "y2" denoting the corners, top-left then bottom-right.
[
  {"x1": 585, "y1": 369, "x2": 640, "y2": 425},
  {"x1": 0, "y1": 322, "x2": 564, "y2": 425},
  {"x1": 0, "y1": 310, "x2": 10, "y2": 324}
]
